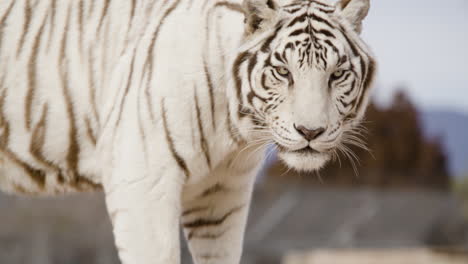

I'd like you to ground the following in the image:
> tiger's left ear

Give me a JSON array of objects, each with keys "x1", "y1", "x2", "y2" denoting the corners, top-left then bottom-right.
[
  {"x1": 337, "y1": 0, "x2": 370, "y2": 33},
  {"x1": 243, "y1": 0, "x2": 279, "y2": 35}
]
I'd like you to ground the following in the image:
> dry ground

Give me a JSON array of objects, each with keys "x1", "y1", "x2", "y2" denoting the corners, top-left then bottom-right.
[{"x1": 283, "y1": 248, "x2": 468, "y2": 264}]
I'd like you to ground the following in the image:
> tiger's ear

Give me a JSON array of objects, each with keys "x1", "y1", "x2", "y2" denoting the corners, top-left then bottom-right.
[
  {"x1": 243, "y1": 0, "x2": 279, "y2": 35},
  {"x1": 337, "y1": 0, "x2": 370, "y2": 33}
]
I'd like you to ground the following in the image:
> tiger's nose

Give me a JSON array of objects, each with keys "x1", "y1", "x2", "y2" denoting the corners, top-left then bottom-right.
[{"x1": 294, "y1": 124, "x2": 326, "y2": 141}]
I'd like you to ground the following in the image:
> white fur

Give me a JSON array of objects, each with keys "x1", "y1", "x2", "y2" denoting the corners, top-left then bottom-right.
[{"x1": 0, "y1": 0, "x2": 375, "y2": 263}]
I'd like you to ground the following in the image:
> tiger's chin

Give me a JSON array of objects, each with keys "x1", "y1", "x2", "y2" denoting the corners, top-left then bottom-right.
[{"x1": 277, "y1": 147, "x2": 331, "y2": 172}]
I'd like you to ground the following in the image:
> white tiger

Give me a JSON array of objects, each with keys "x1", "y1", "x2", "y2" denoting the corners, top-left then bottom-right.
[{"x1": 0, "y1": 0, "x2": 376, "y2": 263}]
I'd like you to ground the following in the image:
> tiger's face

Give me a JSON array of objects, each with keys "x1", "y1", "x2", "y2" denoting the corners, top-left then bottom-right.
[{"x1": 232, "y1": 0, "x2": 376, "y2": 171}]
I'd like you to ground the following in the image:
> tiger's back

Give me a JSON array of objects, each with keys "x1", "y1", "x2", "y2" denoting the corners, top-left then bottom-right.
[{"x1": 0, "y1": 0, "x2": 246, "y2": 195}]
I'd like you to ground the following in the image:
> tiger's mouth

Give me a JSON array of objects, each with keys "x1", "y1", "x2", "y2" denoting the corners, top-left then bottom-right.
[
  {"x1": 275, "y1": 144, "x2": 332, "y2": 171},
  {"x1": 276, "y1": 144, "x2": 321, "y2": 155},
  {"x1": 292, "y1": 146, "x2": 321, "y2": 155}
]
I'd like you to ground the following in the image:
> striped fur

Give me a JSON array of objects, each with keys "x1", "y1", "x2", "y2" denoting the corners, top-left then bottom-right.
[{"x1": 0, "y1": 0, "x2": 375, "y2": 263}]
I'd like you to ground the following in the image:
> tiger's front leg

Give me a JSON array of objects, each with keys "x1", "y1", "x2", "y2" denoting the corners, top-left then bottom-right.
[
  {"x1": 182, "y1": 168, "x2": 258, "y2": 264},
  {"x1": 100, "y1": 103, "x2": 185, "y2": 264},
  {"x1": 104, "y1": 164, "x2": 184, "y2": 264}
]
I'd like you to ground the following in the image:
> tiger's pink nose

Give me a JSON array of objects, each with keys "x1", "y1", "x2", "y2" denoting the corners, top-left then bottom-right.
[{"x1": 294, "y1": 124, "x2": 326, "y2": 141}]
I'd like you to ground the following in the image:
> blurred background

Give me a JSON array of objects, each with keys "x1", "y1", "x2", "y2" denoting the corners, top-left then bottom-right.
[{"x1": 1, "y1": 0, "x2": 468, "y2": 263}]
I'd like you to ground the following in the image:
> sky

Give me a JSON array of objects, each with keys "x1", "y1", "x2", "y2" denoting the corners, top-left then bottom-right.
[{"x1": 359, "y1": 0, "x2": 468, "y2": 114}]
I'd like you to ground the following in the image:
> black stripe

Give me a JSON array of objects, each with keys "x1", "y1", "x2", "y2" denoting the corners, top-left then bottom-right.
[
  {"x1": 88, "y1": 49, "x2": 100, "y2": 125},
  {"x1": 144, "y1": 0, "x2": 181, "y2": 122},
  {"x1": 340, "y1": 26, "x2": 359, "y2": 57},
  {"x1": 247, "y1": 91, "x2": 267, "y2": 106},
  {"x1": 0, "y1": 86, "x2": 46, "y2": 189},
  {"x1": 161, "y1": 99, "x2": 190, "y2": 178},
  {"x1": 123, "y1": 0, "x2": 136, "y2": 49},
  {"x1": 337, "y1": 106, "x2": 345, "y2": 116},
  {"x1": 339, "y1": 98, "x2": 351, "y2": 108},
  {"x1": 194, "y1": 88, "x2": 212, "y2": 169},
  {"x1": 203, "y1": 2, "x2": 244, "y2": 130},
  {"x1": 30, "y1": 104, "x2": 64, "y2": 176},
  {"x1": 264, "y1": 101, "x2": 277, "y2": 113},
  {"x1": 316, "y1": 7, "x2": 334, "y2": 14},
  {"x1": 0, "y1": 95, "x2": 9, "y2": 148},
  {"x1": 324, "y1": 39, "x2": 339, "y2": 54},
  {"x1": 316, "y1": 29, "x2": 335, "y2": 38},
  {"x1": 73, "y1": 175, "x2": 101, "y2": 190},
  {"x1": 355, "y1": 57, "x2": 376, "y2": 111},
  {"x1": 59, "y1": 6, "x2": 81, "y2": 182},
  {"x1": 183, "y1": 205, "x2": 244, "y2": 229},
  {"x1": 346, "y1": 97, "x2": 358, "y2": 112},
  {"x1": 284, "y1": 42, "x2": 295, "y2": 53},
  {"x1": 318, "y1": 51, "x2": 328, "y2": 69},
  {"x1": 182, "y1": 206, "x2": 210, "y2": 217},
  {"x1": 284, "y1": 7, "x2": 303, "y2": 14},
  {"x1": 188, "y1": 229, "x2": 227, "y2": 240},
  {"x1": 199, "y1": 183, "x2": 227, "y2": 198},
  {"x1": 137, "y1": 87, "x2": 149, "y2": 165},
  {"x1": 87, "y1": 0, "x2": 96, "y2": 18},
  {"x1": 266, "y1": 0, "x2": 276, "y2": 10},
  {"x1": 338, "y1": 25, "x2": 373, "y2": 113},
  {"x1": 334, "y1": 72, "x2": 352, "y2": 87},
  {"x1": 97, "y1": 0, "x2": 111, "y2": 33},
  {"x1": 247, "y1": 54, "x2": 258, "y2": 88},
  {"x1": 358, "y1": 60, "x2": 366, "y2": 98},
  {"x1": 283, "y1": 3, "x2": 304, "y2": 8},
  {"x1": 78, "y1": 0, "x2": 84, "y2": 52},
  {"x1": 343, "y1": 79, "x2": 356, "y2": 96},
  {"x1": 226, "y1": 103, "x2": 243, "y2": 144},
  {"x1": 0, "y1": 0, "x2": 15, "y2": 54},
  {"x1": 5, "y1": 150, "x2": 46, "y2": 188},
  {"x1": 340, "y1": 0, "x2": 352, "y2": 9},
  {"x1": 25, "y1": 10, "x2": 48, "y2": 131},
  {"x1": 311, "y1": 0, "x2": 333, "y2": 8},
  {"x1": 46, "y1": 0, "x2": 57, "y2": 52},
  {"x1": 0, "y1": 88, "x2": 9, "y2": 146},
  {"x1": 232, "y1": 51, "x2": 251, "y2": 118},
  {"x1": 270, "y1": 68, "x2": 283, "y2": 81},
  {"x1": 287, "y1": 13, "x2": 307, "y2": 27},
  {"x1": 203, "y1": 61, "x2": 216, "y2": 129},
  {"x1": 338, "y1": 55, "x2": 348, "y2": 66},
  {"x1": 115, "y1": 56, "x2": 136, "y2": 127},
  {"x1": 16, "y1": 0, "x2": 32, "y2": 57},
  {"x1": 129, "y1": 0, "x2": 136, "y2": 24},
  {"x1": 311, "y1": 13, "x2": 334, "y2": 29},
  {"x1": 213, "y1": 2, "x2": 244, "y2": 14},
  {"x1": 84, "y1": 117, "x2": 97, "y2": 145},
  {"x1": 289, "y1": 28, "x2": 307, "y2": 37},
  {"x1": 144, "y1": 72, "x2": 157, "y2": 123},
  {"x1": 273, "y1": 52, "x2": 286, "y2": 64},
  {"x1": 260, "y1": 25, "x2": 282, "y2": 53},
  {"x1": 261, "y1": 72, "x2": 268, "y2": 90}
]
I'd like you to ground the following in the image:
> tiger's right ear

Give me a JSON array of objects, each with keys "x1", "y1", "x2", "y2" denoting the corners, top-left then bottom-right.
[{"x1": 243, "y1": 0, "x2": 279, "y2": 35}]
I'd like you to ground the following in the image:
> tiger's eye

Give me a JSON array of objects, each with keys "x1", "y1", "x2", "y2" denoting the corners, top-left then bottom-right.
[
  {"x1": 276, "y1": 67, "x2": 290, "y2": 76},
  {"x1": 332, "y1": 70, "x2": 345, "y2": 79}
]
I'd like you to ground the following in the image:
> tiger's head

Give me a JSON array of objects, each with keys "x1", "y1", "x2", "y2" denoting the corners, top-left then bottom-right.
[{"x1": 229, "y1": 0, "x2": 376, "y2": 171}]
